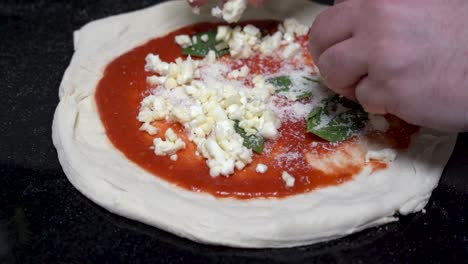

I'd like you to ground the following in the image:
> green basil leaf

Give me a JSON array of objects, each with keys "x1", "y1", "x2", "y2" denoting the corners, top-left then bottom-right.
[
  {"x1": 233, "y1": 121, "x2": 264, "y2": 154},
  {"x1": 266, "y1": 76, "x2": 292, "y2": 93},
  {"x1": 306, "y1": 95, "x2": 368, "y2": 142},
  {"x1": 182, "y1": 31, "x2": 229, "y2": 57}
]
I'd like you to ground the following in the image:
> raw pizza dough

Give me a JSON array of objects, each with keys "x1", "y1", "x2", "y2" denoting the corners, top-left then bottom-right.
[{"x1": 52, "y1": 0, "x2": 457, "y2": 248}]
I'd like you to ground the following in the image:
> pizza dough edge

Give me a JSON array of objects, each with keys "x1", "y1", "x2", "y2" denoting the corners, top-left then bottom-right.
[{"x1": 52, "y1": 0, "x2": 458, "y2": 248}]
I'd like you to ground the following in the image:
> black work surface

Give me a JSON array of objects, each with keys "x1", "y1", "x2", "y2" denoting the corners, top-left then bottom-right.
[{"x1": 1, "y1": 0, "x2": 468, "y2": 263}]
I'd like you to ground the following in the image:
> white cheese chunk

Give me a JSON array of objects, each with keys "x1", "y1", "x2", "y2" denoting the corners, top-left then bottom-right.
[
  {"x1": 277, "y1": 18, "x2": 310, "y2": 45},
  {"x1": 251, "y1": 75, "x2": 275, "y2": 100},
  {"x1": 215, "y1": 42, "x2": 229, "y2": 51},
  {"x1": 145, "y1": 54, "x2": 169, "y2": 75},
  {"x1": 200, "y1": 34, "x2": 209, "y2": 42},
  {"x1": 149, "y1": 53, "x2": 199, "y2": 89},
  {"x1": 369, "y1": 114, "x2": 390, "y2": 132},
  {"x1": 205, "y1": 50, "x2": 217, "y2": 63},
  {"x1": 211, "y1": 6, "x2": 223, "y2": 18},
  {"x1": 256, "y1": 164, "x2": 268, "y2": 173},
  {"x1": 259, "y1": 110, "x2": 280, "y2": 139},
  {"x1": 137, "y1": 95, "x2": 170, "y2": 123},
  {"x1": 227, "y1": 65, "x2": 250, "y2": 79},
  {"x1": 221, "y1": 0, "x2": 247, "y2": 23},
  {"x1": 170, "y1": 154, "x2": 178, "y2": 161},
  {"x1": 243, "y1": 24, "x2": 261, "y2": 39},
  {"x1": 260, "y1": 31, "x2": 283, "y2": 55},
  {"x1": 175, "y1": 35, "x2": 192, "y2": 48},
  {"x1": 282, "y1": 32, "x2": 295, "y2": 43},
  {"x1": 281, "y1": 171, "x2": 295, "y2": 187},
  {"x1": 146, "y1": 75, "x2": 166, "y2": 86},
  {"x1": 203, "y1": 137, "x2": 235, "y2": 177},
  {"x1": 164, "y1": 77, "x2": 178, "y2": 89},
  {"x1": 176, "y1": 56, "x2": 195, "y2": 85},
  {"x1": 282, "y1": 43, "x2": 301, "y2": 59},
  {"x1": 228, "y1": 25, "x2": 261, "y2": 58},
  {"x1": 216, "y1": 26, "x2": 232, "y2": 42},
  {"x1": 139, "y1": 122, "x2": 158, "y2": 135},
  {"x1": 283, "y1": 18, "x2": 309, "y2": 37},
  {"x1": 199, "y1": 120, "x2": 253, "y2": 177},
  {"x1": 153, "y1": 128, "x2": 186, "y2": 156}
]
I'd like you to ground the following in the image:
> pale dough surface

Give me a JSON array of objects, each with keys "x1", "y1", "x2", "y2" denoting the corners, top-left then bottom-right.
[{"x1": 52, "y1": 0, "x2": 458, "y2": 248}]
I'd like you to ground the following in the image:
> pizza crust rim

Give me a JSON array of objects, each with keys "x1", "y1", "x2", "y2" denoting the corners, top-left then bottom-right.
[{"x1": 52, "y1": 0, "x2": 458, "y2": 248}]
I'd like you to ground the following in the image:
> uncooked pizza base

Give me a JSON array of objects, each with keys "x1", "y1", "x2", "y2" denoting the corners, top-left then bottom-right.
[{"x1": 52, "y1": 0, "x2": 457, "y2": 248}]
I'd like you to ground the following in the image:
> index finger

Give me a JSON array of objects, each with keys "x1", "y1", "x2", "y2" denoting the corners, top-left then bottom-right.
[{"x1": 309, "y1": 0, "x2": 358, "y2": 60}]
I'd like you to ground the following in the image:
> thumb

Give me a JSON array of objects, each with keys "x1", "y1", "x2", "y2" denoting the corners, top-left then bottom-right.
[{"x1": 355, "y1": 77, "x2": 388, "y2": 114}]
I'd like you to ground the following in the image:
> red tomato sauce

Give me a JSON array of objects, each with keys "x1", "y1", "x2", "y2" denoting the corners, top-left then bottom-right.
[{"x1": 95, "y1": 21, "x2": 417, "y2": 199}]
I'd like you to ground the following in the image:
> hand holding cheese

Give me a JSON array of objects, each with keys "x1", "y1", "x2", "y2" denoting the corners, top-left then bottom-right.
[{"x1": 310, "y1": 0, "x2": 468, "y2": 131}]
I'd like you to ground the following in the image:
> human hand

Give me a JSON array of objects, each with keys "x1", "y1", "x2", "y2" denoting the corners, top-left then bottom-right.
[
  {"x1": 187, "y1": 0, "x2": 264, "y2": 8},
  {"x1": 310, "y1": 0, "x2": 468, "y2": 131}
]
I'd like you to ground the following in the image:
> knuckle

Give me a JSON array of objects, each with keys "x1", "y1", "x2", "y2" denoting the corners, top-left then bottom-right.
[
  {"x1": 358, "y1": 0, "x2": 394, "y2": 32},
  {"x1": 310, "y1": 12, "x2": 328, "y2": 45},
  {"x1": 369, "y1": 39, "x2": 406, "y2": 77}
]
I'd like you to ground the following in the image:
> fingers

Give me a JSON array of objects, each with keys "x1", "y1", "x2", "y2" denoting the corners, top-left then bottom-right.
[
  {"x1": 309, "y1": 0, "x2": 357, "y2": 60},
  {"x1": 317, "y1": 38, "x2": 368, "y2": 95},
  {"x1": 354, "y1": 77, "x2": 387, "y2": 114}
]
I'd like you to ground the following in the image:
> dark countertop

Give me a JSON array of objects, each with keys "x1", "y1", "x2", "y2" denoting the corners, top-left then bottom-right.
[{"x1": 1, "y1": 0, "x2": 467, "y2": 263}]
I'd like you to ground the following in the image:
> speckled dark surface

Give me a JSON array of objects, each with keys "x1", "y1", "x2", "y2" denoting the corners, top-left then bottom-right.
[{"x1": 1, "y1": 0, "x2": 468, "y2": 263}]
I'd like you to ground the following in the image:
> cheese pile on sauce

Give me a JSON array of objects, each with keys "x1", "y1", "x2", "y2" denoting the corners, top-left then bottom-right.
[{"x1": 136, "y1": 19, "x2": 377, "y2": 184}]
